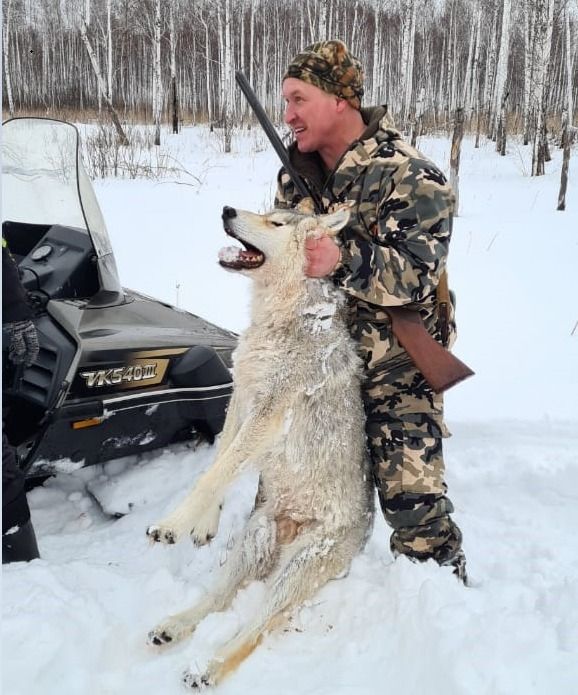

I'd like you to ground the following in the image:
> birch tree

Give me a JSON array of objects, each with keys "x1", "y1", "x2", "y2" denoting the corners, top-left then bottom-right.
[
  {"x1": 492, "y1": 0, "x2": 511, "y2": 144},
  {"x1": 152, "y1": 0, "x2": 162, "y2": 146},
  {"x1": 79, "y1": 8, "x2": 128, "y2": 145},
  {"x1": 249, "y1": 0, "x2": 255, "y2": 88},
  {"x1": 371, "y1": 0, "x2": 385, "y2": 105},
  {"x1": 106, "y1": 0, "x2": 112, "y2": 101},
  {"x1": 411, "y1": 85, "x2": 425, "y2": 146},
  {"x1": 169, "y1": 0, "x2": 179, "y2": 133},
  {"x1": 217, "y1": 0, "x2": 234, "y2": 152},
  {"x1": 3, "y1": 0, "x2": 576, "y2": 142},
  {"x1": 463, "y1": 1, "x2": 482, "y2": 119},
  {"x1": 2, "y1": 0, "x2": 15, "y2": 117},
  {"x1": 558, "y1": 1, "x2": 574, "y2": 211},
  {"x1": 316, "y1": 0, "x2": 330, "y2": 40},
  {"x1": 400, "y1": 0, "x2": 417, "y2": 125},
  {"x1": 199, "y1": 8, "x2": 214, "y2": 124},
  {"x1": 531, "y1": 0, "x2": 555, "y2": 176},
  {"x1": 483, "y1": 1, "x2": 499, "y2": 134},
  {"x1": 557, "y1": 108, "x2": 571, "y2": 210},
  {"x1": 450, "y1": 107, "x2": 465, "y2": 214},
  {"x1": 523, "y1": 0, "x2": 537, "y2": 144},
  {"x1": 563, "y1": 0, "x2": 573, "y2": 129}
]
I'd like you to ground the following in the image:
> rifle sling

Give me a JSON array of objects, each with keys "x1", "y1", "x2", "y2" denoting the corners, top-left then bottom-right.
[{"x1": 436, "y1": 270, "x2": 451, "y2": 347}]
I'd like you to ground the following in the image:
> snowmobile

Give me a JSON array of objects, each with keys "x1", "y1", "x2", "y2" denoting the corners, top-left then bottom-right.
[{"x1": 2, "y1": 117, "x2": 236, "y2": 477}]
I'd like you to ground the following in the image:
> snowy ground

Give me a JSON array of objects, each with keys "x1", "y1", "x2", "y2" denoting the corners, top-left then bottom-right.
[{"x1": 3, "y1": 126, "x2": 578, "y2": 695}]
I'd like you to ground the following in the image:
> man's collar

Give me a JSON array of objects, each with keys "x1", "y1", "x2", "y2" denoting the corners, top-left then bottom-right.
[{"x1": 285, "y1": 105, "x2": 401, "y2": 199}]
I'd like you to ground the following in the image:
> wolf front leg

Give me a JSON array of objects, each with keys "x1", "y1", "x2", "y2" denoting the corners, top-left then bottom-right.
[
  {"x1": 147, "y1": 399, "x2": 281, "y2": 546},
  {"x1": 148, "y1": 504, "x2": 278, "y2": 648},
  {"x1": 212, "y1": 391, "x2": 242, "y2": 461}
]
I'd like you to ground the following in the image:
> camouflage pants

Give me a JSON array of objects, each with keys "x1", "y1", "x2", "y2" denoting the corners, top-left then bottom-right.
[{"x1": 363, "y1": 356, "x2": 463, "y2": 565}]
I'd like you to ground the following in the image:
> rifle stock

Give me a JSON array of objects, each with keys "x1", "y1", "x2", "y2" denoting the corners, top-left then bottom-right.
[
  {"x1": 386, "y1": 307, "x2": 474, "y2": 393},
  {"x1": 235, "y1": 71, "x2": 474, "y2": 393}
]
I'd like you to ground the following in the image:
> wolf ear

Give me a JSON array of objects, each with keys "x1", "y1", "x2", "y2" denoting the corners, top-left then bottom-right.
[{"x1": 319, "y1": 205, "x2": 351, "y2": 237}]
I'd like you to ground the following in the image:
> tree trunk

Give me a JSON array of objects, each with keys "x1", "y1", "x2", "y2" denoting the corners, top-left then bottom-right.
[
  {"x1": 463, "y1": 2, "x2": 480, "y2": 120},
  {"x1": 483, "y1": 1, "x2": 499, "y2": 138},
  {"x1": 496, "y1": 90, "x2": 509, "y2": 155},
  {"x1": 152, "y1": 0, "x2": 162, "y2": 146},
  {"x1": 79, "y1": 13, "x2": 129, "y2": 145},
  {"x1": 201, "y1": 15, "x2": 213, "y2": 124},
  {"x1": 169, "y1": 0, "x2": 178, "y2": 133},
  {"x1": 371, "y1": 2, "x2": 382, "y2": 105},
  {"x1": 318, "y1": 0, "x2": 328, "y2": 40},
  {"x1": 450, "y1": 107, "x2": 465, "y2": 216},
  {"x1": 350, "y1": 0, "x2": 359, "y2": 56},
  {"x1": 225, "y1": 0, "x2": 232, "y2": 150},
  {"x1": 2, "y1": 0, "x2": 15, "y2": 117},
  {"x1": 249, "y1": 0, "x2": 255, "y2": 89},
  {"x1": 411, "y1": 86, "x2": 425, "y2": 147},
  {"x1": 218, "y1": 0, "x2": 233, "y2": 152},
  {"x1": 523, "y1": 0, "x2": 536, "y2": 145},
  {"x1": 475, "y1": 87, "x2": 483, "y2": 148},
  {"x1": 563, "y1": 2, "x2": 573, "y2": 135},
  {"x1": 106, "y1": 0, "x2": 112, "y2": 101},
  {"x1": 557, "y1": 110, "x2": 570, "y2": 211},
  {"x1": 492, "y1": 0, "x2": 511, "y2": 140},
  {"x1": 531, "y1": 0, "x2": 555, "y2": 177},
  {"x1": 400, "y1": 0, "x2": 416, "y2": 126}
]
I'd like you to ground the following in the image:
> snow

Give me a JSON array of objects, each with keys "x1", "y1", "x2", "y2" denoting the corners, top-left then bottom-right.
[
  {"x1": 2, "y1": 126, "x2": 578, "y2": 695},
  {"x1": 218, "y1": 246, "x2": 243, "y2": 263}
]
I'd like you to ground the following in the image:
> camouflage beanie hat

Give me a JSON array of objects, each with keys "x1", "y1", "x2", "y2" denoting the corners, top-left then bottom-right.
[{"x1": 283, "y1": 40, "x2": 364, "y2": 110}]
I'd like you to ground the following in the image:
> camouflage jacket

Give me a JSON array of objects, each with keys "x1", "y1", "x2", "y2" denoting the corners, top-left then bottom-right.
[{"x1": 275, "y1": 106, "x2": 456, "y2": 376}]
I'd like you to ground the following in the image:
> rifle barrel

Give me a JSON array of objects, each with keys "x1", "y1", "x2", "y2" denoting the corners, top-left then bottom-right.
[{"x1": 235, "y1": 71, "x2": 324, "y2": 214}]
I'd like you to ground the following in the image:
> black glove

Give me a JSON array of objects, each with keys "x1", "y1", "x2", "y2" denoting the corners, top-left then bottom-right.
[{"x1": 7, "y1": 320, "x2": 39, "y2": 367}]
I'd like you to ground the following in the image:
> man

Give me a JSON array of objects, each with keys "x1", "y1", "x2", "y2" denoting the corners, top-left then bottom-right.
[
  {"x1": 2, "y1": 239, "x2": 40, "y2": 563},
  {"x1": 275, "y1": 40, "x2": 467, "y2": 582}
]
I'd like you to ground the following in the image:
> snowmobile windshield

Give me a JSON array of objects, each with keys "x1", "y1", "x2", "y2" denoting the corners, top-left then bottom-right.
[{"x1": 2, "y1": 117, "x2": 121, "y2": 293}]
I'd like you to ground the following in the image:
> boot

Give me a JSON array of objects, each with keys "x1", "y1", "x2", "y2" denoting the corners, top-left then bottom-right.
[{"x1": 2, "y1": 519, "x2": 40, "y2": 564}]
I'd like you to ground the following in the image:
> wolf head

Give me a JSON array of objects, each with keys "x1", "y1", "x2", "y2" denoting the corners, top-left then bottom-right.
[{"x1": 219, "y1": 206, "x2": 350, "y2": 282}]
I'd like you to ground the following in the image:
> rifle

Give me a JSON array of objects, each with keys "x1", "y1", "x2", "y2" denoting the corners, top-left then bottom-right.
[
  {"x1": 235, "y1": 71, "x2": 474, "y2": 393},
  {"x1": 235, "y1": 71, "x2": 324, "y2": 214}
]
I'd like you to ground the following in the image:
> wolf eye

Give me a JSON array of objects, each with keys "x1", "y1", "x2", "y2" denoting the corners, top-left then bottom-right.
[{"x1": 270, "y1": 220, "x2": 284, "y2": 227}]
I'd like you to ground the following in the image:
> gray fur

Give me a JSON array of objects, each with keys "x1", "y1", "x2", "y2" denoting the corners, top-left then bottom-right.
[{"x1": 146, "y1": 207, "x2": 373, "y2": 688}]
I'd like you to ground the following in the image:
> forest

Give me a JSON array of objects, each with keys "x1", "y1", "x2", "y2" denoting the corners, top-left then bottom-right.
[{"x1": 2, "y1": 0, "x2": 577, "y2": 182}]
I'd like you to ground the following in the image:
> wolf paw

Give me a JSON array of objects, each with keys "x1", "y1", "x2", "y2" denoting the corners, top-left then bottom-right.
[
  {"x1": 182, "y1": 668, "x2": 213, "y2": 690},
  {"x1": 147, "y1": 627, "x2": 175, "y2": 647},
  {"x1": 189, "y1": 502, "x2": 223, "y2": 547},
  {"x1": 147, "y1": 620, "x2": 189, "y2": 647},
  {"x1": 146, "y1": 524, "x2": 179, "y2": 545}
]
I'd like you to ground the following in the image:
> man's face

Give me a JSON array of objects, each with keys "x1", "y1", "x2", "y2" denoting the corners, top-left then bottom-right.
[{"x1": 282, "y1": 77, "x2": 341, "y2": 154}]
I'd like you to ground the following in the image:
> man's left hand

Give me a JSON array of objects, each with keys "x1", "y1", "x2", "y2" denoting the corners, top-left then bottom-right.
[
  {"x1": 305, "y1": 236, "x2": 341, "y2": 278},
  {"x1": 8, "y1": 319, "x2": 39, "y2": 367}
]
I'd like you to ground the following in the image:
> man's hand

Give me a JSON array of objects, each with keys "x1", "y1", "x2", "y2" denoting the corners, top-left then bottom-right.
[
  {"x1": 8, "y1": 320, "x2": 39, "y2": 367},
  {"x1": 305, "y1": 236, "x2": 341, "y2": 278}
]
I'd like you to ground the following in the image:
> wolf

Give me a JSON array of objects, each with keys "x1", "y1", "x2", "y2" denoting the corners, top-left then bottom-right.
[{"x1": 146, "y1": 205, "x2": 373, "y2": 688}]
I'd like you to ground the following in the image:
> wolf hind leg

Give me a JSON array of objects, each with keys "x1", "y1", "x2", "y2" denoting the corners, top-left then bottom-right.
[
  {"x1": 183, "y1": 531, "x2": 354, "y2": 688},
  {"x1": 148, "y1": 507, "x2": 278, "y2": 648}
]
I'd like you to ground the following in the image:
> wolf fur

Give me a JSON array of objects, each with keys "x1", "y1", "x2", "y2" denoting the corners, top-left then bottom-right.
[{"x1": 146, "y1": 206, "x2": 373, "y2": 688}]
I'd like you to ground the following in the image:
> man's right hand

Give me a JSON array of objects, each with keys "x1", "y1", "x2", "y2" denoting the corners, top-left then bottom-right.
[
  {"x1": 8, "y1": 320, "x2": 39, "y2": 367},
  {"x1": 305, "y1": 236, "x2": 341, "y2": 278}
]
